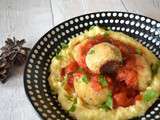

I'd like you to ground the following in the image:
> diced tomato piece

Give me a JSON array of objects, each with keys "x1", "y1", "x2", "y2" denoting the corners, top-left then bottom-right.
[
  {"x1": 77, "y1": 55, "x2": 87, "y2": 69},
  {"x1": 127, "y1": 87, "x2": 139, "y2": 98},
  {"x1": 116, "y1": 54, "x2": 138, "y2": 88},
  {"x1": 114, "y1": 92, "x2": 133, "y2": 107},
  {"x1": 65, "y1": 61, "x2": 78, "y2": 74},
  {"x1": 60, "y1": 68, "x2": 65, "y2": 77},
  {"x1": 125, "y1": 55, "x2": 136, "y2": 68},
  {"x1": 91, "y1": 75, "x2": 102, "y2": 92},
  {"x1": 84, "y1": 42, "x2": 94, "y2": 53},
  {"x1": 67, "y1": 76, "x2": 74, "y2": 88},
  {"x1": 118, "y1": 45, "x2": 130, "y2": 56},
  {"x1": 135, "y1": 95, "x2": 142, "y2": 101},
  {"x1": 74, "y1": 44, "x2": 88, "y2": 69},
  {"x1": 74, "y1": 72, "x2": 84, "y2": 79},
  {"x1": 117, "y1": 68, "x2": 138, "y2": 88},
  {"x1": 65, "y1": 75, "x2": 74, "y2": 93}
]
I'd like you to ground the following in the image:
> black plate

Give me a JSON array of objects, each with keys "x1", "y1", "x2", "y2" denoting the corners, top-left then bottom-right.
[{"x1": 24, "y1": 11, "x2": 160, "y2": 120}]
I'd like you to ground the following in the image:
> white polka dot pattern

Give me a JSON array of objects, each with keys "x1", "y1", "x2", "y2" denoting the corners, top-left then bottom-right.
[{"x1": 24, "y1": 12, "x2": 160, "y2": 120}]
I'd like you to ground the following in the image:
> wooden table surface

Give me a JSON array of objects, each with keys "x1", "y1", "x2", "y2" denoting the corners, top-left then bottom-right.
[{"x1": 0, "y1": 0, "x2": 160, "y2": 120}]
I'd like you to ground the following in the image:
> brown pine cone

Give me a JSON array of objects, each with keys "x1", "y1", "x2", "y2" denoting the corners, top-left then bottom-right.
[
  {"x1": 0, "y1": 58, "x2": 12, "y2": 83},
  {"x1": 0, "y1": 37, "x2": 30, "y2": 83}
]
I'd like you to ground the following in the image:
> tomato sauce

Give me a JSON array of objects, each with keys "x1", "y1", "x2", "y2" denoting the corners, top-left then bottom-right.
[
  {"x1": 64, "y1": 75, "x2": 74, "y2": 93},
  {"x1": 60, "y1": 34, "x2": 141, "y2": 107},
  {"x1": 65, "y1": 61, "x2": 79, "y2": 74},
  {"x1": 76, "y1": 34, "x2": 106, "y2": 70},
  {"x1": 106, "y1": 38, "x2": 140, "y2": 108}
]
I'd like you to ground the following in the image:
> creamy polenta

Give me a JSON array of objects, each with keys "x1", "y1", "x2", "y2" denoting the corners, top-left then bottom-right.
[{"x1": 48, "y1": 26, "x2": 160, "y2": 120}]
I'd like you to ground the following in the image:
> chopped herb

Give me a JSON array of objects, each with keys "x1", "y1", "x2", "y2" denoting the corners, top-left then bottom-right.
[
  {"x1": 68, "y1": 104, "x2": 76, "y2": 112},
  {"x1": 108, "y1": 91, "x2": 112, "y2": 97},
  {"x1": 78, "y1": 67, "x2": 83, "y2": 72},
  {"x1": 143, "y1": 89, "x2": 158, "y2": 102},
  {"x1": 99, "y1": 75, "x2": 108, "y2": 87},
  {"x1": 82, "y1": 75, "x2": 88, "y2": 84},
  {"x1": 89, "y1": 26, "x2": 95, "y2": 30},
  {"x1": 68, "y1": 98, "x2": 77, "y2": 112},
  {"x1": 64, "y1": 75, "x2": 68, "y2": 81},
  {"x1": 61, "y1": 43, "x2": 68, "y2": 49},
  {"x1": 101, "y1": 92, "x2": 113, "y2": 111},
  {"x1": 89, "y1": 49, "x2": 95, "y2": 55},
  {"x1": 136, "y1": 48, "x2": 142, "y2": 55},
  {"x1": 55, "y1": 53, "x2": 62, "y2": 59},
  {"x1": 151, "y1": 60, "x2": 160, "y2": 76},
  {"x1": 104, "y1": 31, "x2": 109, "y2": 37},
  {"x1": 65, "y1": 95, "x2": 73, "y2": 101},
  {"x1": 101, "y1": 104, "x2": 109, "y2": 111},
  {"x1": 105, "y1": 96, "x2": 112, "y2": 109},
  {"x1": 62, "y1": 75, "x2": 68, "y2": 86}
]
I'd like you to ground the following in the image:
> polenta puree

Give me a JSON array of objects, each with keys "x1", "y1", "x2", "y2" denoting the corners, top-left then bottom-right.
[{"x1": 48, "y1": 26, "x2": 160, "y2": 120}]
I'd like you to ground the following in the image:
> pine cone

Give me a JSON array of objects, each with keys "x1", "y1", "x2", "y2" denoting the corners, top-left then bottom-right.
[
  {"x1": 0, "y1": 58, "x2": 12, "y2": 83},
  {"x1": 0, "y1": 37, "x2": 30, "y2": 83}
]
